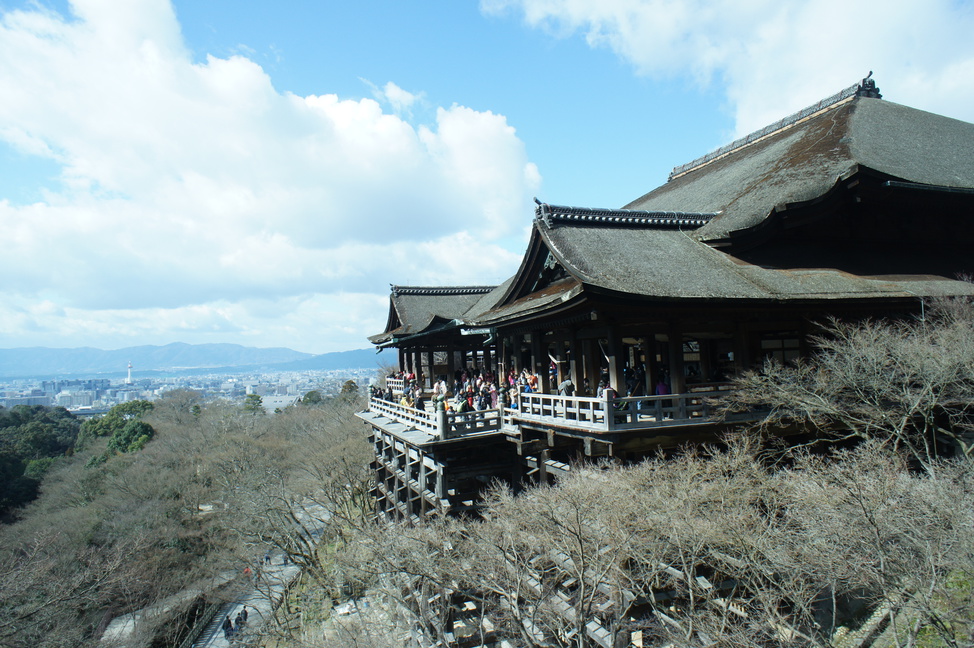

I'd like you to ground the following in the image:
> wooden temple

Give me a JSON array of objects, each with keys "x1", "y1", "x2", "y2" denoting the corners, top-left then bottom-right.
[{"x1": 358, "y1": 76, "x2": 974, "y2": 522}]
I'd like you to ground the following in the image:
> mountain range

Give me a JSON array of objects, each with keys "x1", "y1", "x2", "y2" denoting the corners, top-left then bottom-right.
[{"x1": 0, "y1": 343, "x2": 397, "y2": 379}]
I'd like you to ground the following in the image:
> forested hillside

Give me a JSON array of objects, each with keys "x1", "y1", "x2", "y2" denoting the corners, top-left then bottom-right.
[
  {"x1": 4, "y1": 303, "x2": 974, "y2": 647},
  {"x1": 0, "y1": 405, "x2": 81, "y2": 516},
  {"x1": 0, "y1": 386, "x2": 370, "y2": 647}
]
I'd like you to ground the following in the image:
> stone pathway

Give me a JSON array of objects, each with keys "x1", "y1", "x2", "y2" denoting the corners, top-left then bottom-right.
[{"x1": 192, "y1": 554, "x2": 303, "y2": 647}]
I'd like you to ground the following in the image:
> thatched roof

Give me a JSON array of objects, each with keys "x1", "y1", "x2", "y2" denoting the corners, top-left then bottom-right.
[
  {"x1": 471, "y1": 215, "x2": 974, "y2": 327},
  {"x1": 625, "y1": 94, "x2": 974, "y2": 241}
]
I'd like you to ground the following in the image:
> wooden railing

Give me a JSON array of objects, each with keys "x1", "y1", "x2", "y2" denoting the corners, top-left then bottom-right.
[
  {"x1": 507, "y1": 383, "x2": 735, "y2": 433},
  {"x1": 371, "y1": 384, "x2": 738, "y2": 438},
  {"x1": 386, "y1": 377, "x2": 406, "y2": 394},
  {"x1": 368, "y1": 398, "x2": 502, "y2": 439},
  {"x1": 369, "y1": 397, "x2": 437, "y2": 429}
]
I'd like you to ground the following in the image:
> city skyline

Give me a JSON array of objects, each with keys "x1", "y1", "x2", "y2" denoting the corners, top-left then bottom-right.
[{"x1": 2, "y1": 0, "x2": 973, "y2": 354}]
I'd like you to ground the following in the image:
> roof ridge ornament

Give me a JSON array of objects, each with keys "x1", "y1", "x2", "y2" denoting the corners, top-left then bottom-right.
[
  {"x1": 856, "y1": 71, "x2": 882, "y2": 99},
  {"x1": 391, "y1": 285, "x2": 495, "y2": 296},
  {"x1": 534, "y1": 199, "x2": 717, "y2": 229}
]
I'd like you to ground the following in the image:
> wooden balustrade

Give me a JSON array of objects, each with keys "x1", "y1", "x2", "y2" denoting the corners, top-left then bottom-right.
[
  {"x1": 371, "y1": 383, "x2": 737, "y2": 438},
  {"x1": 386, "y1": 377, "x2": 406, "y2": 394},
  {"x1": 510, "y1": 384, "x2": 735, "y2": 432},
  {"x1": 368, "y1": 398, "x2": 502, "y2": 439}
]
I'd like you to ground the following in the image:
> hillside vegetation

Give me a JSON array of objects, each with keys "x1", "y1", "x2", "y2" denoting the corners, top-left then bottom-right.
[
  {"x1": 0, "y1": 405, "x2": 81, "y2": 517},
  {"x1": 4, "y1": 303, "x2": 974, "y2": 647},
  {"x1": 0, "y1": 386, "x2": 369, "y2": 648}
]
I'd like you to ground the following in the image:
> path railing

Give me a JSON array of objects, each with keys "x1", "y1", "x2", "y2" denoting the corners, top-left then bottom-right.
[{"x1": 385, "y1": 378, "x2": 406, "y2": 395}]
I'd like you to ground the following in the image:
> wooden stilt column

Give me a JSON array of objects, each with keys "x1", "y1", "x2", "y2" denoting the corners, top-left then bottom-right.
[
  {"x1": 539, "y1": 449, "x2": 550, "y2": 485},
  {"x1": 418, "y1": 458, "x2": 428, "y2": 517}
]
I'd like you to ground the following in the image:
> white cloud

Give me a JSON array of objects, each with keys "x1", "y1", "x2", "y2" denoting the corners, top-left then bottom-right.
[
  {"x1": 483, "y1": 0, "x2": 974, "y2": 135},
  {"x1": 0, "y1": 0, "x2": 540, "y2": 353},
  {"x1": 378, "y1": 81, "x2": 423, "y2": 116}
]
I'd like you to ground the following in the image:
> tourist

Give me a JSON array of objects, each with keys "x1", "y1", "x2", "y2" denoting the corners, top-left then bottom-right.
[
  {"x1": 558, "y1": 378, "x2": 575, "y2": 396},
  {"x1": 655, "y1": 378, "x2": 670, "y2": 396}
]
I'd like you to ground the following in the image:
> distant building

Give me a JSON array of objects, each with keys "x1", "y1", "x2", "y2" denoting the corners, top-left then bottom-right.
[{"x1": 0, "y1": 394, "x2": 53, "y2": 408}]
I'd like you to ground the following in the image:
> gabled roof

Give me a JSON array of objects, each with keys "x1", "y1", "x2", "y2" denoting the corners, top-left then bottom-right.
[
  {"x1": 626, "y1": 87, "x2": 974, "y2": 241},
  {"x1": 369, "y1": 285, "x2": 496, "y2": 345},
  {"x1": 471, "y1": 204, "x2": 974, "y2": 327},
  {"x1": 368, "y1": 78, "x2": 974, "y2": 341},
  {"x1": 472, "y1": 202, "x2": 720, "y2": 324}
]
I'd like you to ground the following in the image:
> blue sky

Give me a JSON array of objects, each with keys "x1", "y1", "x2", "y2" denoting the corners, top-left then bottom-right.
[
  {"x1": 1, "y1": 0, "x2": 973, "y2": 354},
  {"x1": 167, "y1": 1, "x2": 729, "y2": 208}
]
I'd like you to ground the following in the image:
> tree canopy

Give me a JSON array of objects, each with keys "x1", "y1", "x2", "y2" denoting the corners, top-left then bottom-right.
[
  {"x1": 721, "y1": 302, "x2": 974, "y2": 468},
  {"x1": 0, "y1": 405, "x2": 80, "y2": 516}
]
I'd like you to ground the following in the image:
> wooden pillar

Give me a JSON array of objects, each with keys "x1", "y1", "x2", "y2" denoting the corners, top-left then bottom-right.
[
  {"x1": 639, "y1": 335, "x2": 654, "y2": 394},
  {"x1": 530, "y1": 332, "x2": 549, "y2": 393},
  {"x1": 799, "y1": 319, "x2": 812, "y2": 360},
  {"x1": 569, "y1": 332, "x2": 582, "y2": 390},
  {"x1": 424, "y1": 349, "x2": 434, "y2": 389},
  {"x1": 435, "y1": 468, "x2": 446, "y2": 511},
  {"x1": 398, "y1": 348, "x2": 405, "y2": 373},
  {"x1": 418, "y1": 458, "x2": 428, "y2": 517},
  {"x1": 483, "y1": 345, "x2": 493, "y2": 378},
  {"x1": 538, "y1": 449, "x2": 550, "y2": 485},
  {"x1": 734, "y1": 323, "x2": 752, "y2": 373},
  {"x1": 554, "y1": 340, "x2": 567, "y2": 387},
  {"x1": 699, "y1": 339, "x2": 713, "y2": 383},
  {"x1": 582, "y1": 338, "x2": 599, "y2": 396},
  {"x1": 668, "y1": 325, "x2": 686, "y2": 394},
  {"x1": 445, "y1": 345, "x2": 455, "y2": 384},
  {"x1": 538, "y1": 336, "x2": 557, "y2": 394},
  {"x1": 606, "y1": 326, "x2": 625, "y2": 395}
]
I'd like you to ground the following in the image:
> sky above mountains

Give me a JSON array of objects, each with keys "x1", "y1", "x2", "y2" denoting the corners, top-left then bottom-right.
[{"x1": 2, "y1": 0, "x2": 973, "y2": 354}]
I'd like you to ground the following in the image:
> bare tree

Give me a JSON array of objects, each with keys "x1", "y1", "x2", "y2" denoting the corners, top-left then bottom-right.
[
  {"x1": 328, "y1": 439, "x2": 974, "y2": 648},
  {"x1": 721, "y1": 305, "x2": 974, "y2": 469}
]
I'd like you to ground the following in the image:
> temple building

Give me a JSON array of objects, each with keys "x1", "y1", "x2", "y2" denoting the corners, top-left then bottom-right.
[{"x1": 358, "y1": 76, "x2": 974, "y2": 521}]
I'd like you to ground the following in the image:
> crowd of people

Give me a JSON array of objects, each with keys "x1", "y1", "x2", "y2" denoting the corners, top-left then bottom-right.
[{"x1": 377, "y1": 363, "x2": 676, "y2": 414}]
